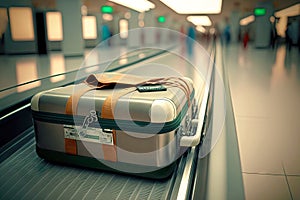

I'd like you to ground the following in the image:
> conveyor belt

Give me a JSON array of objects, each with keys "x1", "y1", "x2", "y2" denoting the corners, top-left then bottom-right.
[
  {"x1": 0, "y1": 128, "x2": 190, "y2": 200},
  {"x1": 0, "y1": 42, "x2": 214, "y2": 200}
]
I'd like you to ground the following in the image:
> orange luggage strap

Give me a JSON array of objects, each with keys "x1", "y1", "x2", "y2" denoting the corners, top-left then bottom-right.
[{"x1": 64, "y1": 72, "x2": 192, "y2": 161}]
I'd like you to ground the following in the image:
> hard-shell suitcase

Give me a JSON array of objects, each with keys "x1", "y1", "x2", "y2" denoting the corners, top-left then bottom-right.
[{"x1": 31, "y1": 72, "x2": 196, "y2": 179}]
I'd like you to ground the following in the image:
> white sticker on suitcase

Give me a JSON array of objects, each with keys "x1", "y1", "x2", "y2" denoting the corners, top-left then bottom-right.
[{"x1": 64, "y1": 125, "x2": 114, "y2": 145}]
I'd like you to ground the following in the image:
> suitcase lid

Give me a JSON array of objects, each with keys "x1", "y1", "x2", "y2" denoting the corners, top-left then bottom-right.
[{"x1": 32, "y1": 75, "x2": 194, "y2": 134}]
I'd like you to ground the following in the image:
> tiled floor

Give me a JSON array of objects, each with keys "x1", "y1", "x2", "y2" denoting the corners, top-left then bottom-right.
[
  {"x1": 225, "y1": 43, "x2": 300, "y2": 199},
  {"x1": 287, "y1": 176, "x2": 300, "y2": 199},
  {"x1": 243, "y1": 173, "x2": 291, "y2": 200}
]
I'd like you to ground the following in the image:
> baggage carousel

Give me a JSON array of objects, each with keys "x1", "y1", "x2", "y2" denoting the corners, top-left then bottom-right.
[
  {"x1": 0, "y1": 41, "x2": 244, "y2": 199},
  {"x1": 0, "y1": 128, "x2": 198, "y2": 200}
]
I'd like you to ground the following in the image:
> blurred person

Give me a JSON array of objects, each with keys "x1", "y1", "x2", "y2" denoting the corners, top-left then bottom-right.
[
  {"x1": 224, "y1": 24, "x2": 231, "y2": 45},
  {"x1": 101, "y1": 24, "x2": 111, "y2": 46},
  {"x1": 179, "y1": 25, "x2": 186, "y2": 54},
  {"x1": 0, "y1": 10, "x2": 8, "y2": 45},
  {"x1": 186, "y1": 25, "x2": 196, "y2": 56},
  {"x1": 286, "y1": 22, "x2": 292, "y2": 51},
  {"x1": 270, "y1": 17, "x2": 278, "y2": 49},
  {"x1": 243, "y1": 29, "x2": 249, "y2": 49},
  {"x1": 219, "y1": 17, "x2": 231, "y2": 46}
]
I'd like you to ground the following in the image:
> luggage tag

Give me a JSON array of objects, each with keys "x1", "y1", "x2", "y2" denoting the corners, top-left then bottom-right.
[
  {"x1": 64, "y1": 110, "x2": 114, "y2": 146},
  {"x1": 137, "y1": 84, "x2": 167, "y2": 92}
]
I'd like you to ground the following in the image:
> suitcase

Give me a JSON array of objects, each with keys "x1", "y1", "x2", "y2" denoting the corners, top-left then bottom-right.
[{"x1": 31, "y1": 72, "x2": 197, "y2": 179}]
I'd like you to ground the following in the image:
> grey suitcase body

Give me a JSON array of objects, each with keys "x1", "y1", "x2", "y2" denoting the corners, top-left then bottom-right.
[{"x1": 31, "y1": 73, "x2": 196, "y2": 178}]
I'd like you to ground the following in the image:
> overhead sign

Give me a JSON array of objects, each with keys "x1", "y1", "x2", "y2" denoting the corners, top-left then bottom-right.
[
  {"x1": 254, "y1": 8, "x2": 266, "y2": 16},
  {"x1": 157, "y1": 16, "x2": 166, "y2": 23},
  {"x1": 101, "y1": 5, "x2": 113, "y2": 14}
]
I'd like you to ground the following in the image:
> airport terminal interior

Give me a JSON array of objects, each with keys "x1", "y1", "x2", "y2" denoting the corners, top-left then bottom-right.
[{"x1": 0, "y1": 0, "x2": 299, "y2": 199}]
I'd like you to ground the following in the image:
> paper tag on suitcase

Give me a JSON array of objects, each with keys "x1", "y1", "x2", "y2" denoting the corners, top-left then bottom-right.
[{"x1": 64, "y1": 125, "x2": 114, "y2": 145}]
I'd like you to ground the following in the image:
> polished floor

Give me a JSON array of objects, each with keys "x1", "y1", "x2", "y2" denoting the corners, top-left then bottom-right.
[
  {"x1": 0, "y1": 50, "x2": 87, "y2": 111},
  {"x1": 225, "y1": 43, "x2": 300, "y2": 200},
  {"x1": 0, "y1": 46, "x2": 172, "y2": 112}
]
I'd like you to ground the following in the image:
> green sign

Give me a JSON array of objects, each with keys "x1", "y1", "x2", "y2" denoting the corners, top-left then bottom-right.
[
  {"x1": 101, "y1": 5, "x2": 113, "y2": 14},
  {"x1": 254, "y1": 8, "x2": 266, "y2": 16},
  {"x1": 158, "y1": 16, "x2": 166, "y2": 23}
]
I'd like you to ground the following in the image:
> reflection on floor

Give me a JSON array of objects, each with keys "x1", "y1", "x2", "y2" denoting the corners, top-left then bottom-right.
[
  {"x1": 0, "y1": 41, "x2": 206, "y2": 112},
  {"x1": 0, "y1": 46, "x2": 141, "y2": 111},
  {"x1": 225, "y1": 43, "x2": 300, "y2": 200}
]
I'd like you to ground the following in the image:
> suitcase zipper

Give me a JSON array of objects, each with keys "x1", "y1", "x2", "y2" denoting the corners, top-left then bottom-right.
[
  {"x1": 32, "y1": 91, "x2": 194, "y2": 134},
  {"x1": 32, "y1": 102, "x2": 189, "y2": 134}
]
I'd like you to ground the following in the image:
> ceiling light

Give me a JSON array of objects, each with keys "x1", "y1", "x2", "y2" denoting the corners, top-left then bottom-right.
[
  {"x1": 187, "y1": 16, "x2": 212, "y2": 26},
  {"x1": 81, "y1": 5, "x2": 88, "y2": 16},
  {"x1": 209, "y1": 28, "x2": 216, "y2": 34},
  {"x1": 124, "y1": 12, "x2": 131, "y2": 19},
  {"x1": 240, "y1": 15, "x2": 255, "y2": 26},
  {"x1": 196, "y1": 26, "x2": 206, "y2": 33},
  {"x1": 139, "y1": 20, "x2": 145, "y2": 27},
  {"x1": 275, "y1": 3, "x2": 300, "y2": 17},
  {"x1": 109, "y1": 0, "x2": 155, "y2": 12},
  {"x1": 102, "y1": 14, "x2": 113, "y2": 21},
  {"x1": 160, "y1": 0, "x2": 222, "y2": 14}
]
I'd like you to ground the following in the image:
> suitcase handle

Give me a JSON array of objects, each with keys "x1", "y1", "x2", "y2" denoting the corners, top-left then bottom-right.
[
  {"x1": 180, "y1": 87, "x2": 208, "y2": 147},
  {"x1": 180, "y1": 119, "x2": 203, "y2": 147}
]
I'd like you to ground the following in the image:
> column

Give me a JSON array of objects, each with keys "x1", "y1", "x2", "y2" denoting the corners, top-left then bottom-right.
[
  {"x1": 159, "y1": 16, "x2": 170, "y2": 45},
  {"x1": 112, "y1": 13, "x2": 121, "y2": 46},
  {"x1": 254, "y1": 2, "x2": 274, "y2": 48},
  {"x1": 56, "y1": 0, "x2": 84, "y2": 56},
  {"x1": 230, "y1": 10, "x2": 241, "y2": 43},
  {"x1": 144, "y1": 10, "x2": 155, "y2": 45},
  {"x1": 127, "y1": 10, "x2": 141, "y2": 48}
]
